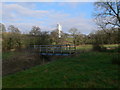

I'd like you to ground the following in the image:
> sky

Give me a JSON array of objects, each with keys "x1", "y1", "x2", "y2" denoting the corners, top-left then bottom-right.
[{"x1": 1, "y1": 2, "x2": 97, "y2": 34}]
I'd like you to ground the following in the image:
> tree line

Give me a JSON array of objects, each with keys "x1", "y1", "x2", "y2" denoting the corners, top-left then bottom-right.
[
  {"x1": 1, "y1": 1, "x2": 119, "y2": 52},
  {"x1": 0, "y1": 23, "x2": 119, "y2": 52}
]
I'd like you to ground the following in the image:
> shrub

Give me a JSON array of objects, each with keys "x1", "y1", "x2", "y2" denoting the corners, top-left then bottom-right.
[
  {"x1": 116, "y1": 45, "x2": 120, "y2": 53},
  {"x1": 112, "y1": 54, "x2": 120, "y2": 65},
  {"x1": 92, "y1": 44, "x2": 106, "y2": 52},
  {"x1": 92, "y1": 44, "x2": 101, "y2": 51}
]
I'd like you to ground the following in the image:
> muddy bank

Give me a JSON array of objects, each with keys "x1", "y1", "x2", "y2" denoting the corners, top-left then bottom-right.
[{"x1": 2, "y1": 50, "x2": 70, "y2": 76}]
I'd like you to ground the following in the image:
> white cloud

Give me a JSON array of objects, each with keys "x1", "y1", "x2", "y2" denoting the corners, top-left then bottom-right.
[
  {"x1": 2, "y1": 3, "x2": 48, "y2": 22},
  {"x1": 59, "y1": 16, "x2": 95, "y2": 34},
  {"x1": 2, "y1": 3, "x2": 96, "y2": 34},
  {"x1": 58, "y1": 2, "x2": 80, "y2": 8},
  {"x1": 14, "y1": 2, "x2": 36, "y2": 9}
]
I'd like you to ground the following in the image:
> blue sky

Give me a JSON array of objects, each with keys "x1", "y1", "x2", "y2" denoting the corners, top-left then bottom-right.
[
  {"x1": 34, "y1": 2, "x2": 94, "y2": 18},
  {"x1": 2, "y1": 2, "x2": 96, "y2": 34}
]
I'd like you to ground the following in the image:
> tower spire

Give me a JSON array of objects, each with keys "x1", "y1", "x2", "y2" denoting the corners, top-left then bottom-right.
[{"x1": 57, "y1": 23, "x2": 62, "y2": 38}]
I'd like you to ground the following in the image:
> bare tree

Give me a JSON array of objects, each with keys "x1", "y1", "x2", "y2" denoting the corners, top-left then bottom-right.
[
  {"x1": 94, "y1": 1, "x2": 120, "y2": 28},
  {"x1": 69, "y1": 28, "x2": 78, "y2": 45},
  {"x1": 94, "y1": 0, "x2": 120, "y2": 44},
  {"x1": 7, "y1": 25, "x2": 21, "y2": 49},
  {"x1": 29, "y1": 26, "x2": 41, "y2": 36},
  {"x1": 8, "y1": 25, "x2": 21, "y2": 34}
]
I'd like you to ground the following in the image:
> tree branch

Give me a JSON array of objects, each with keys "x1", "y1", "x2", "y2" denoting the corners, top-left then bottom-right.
[{"x1": 106, "y1": 2, "x2": 117, "y2": 16}]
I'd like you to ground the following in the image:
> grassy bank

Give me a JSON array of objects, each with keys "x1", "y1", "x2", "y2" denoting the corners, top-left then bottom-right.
[
  {"x1": 2, "y1": 51, "x2": 15, "y2": 60},
  {"x1": 3, "y1": 52, "x2": 120, "y2": 88},
  {"x1": 76, "y1": 44, "x2": 119, "y2": 51},
  {"x1": 76, "y1": 45, "x2": 92, "y2": 51},
  {"x1": 104, "y1": 44, "x2": 119, "y2": 48}
]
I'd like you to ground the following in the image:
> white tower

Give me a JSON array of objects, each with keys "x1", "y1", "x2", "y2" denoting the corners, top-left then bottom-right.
[{"x1": 57, "y1": 23, "x2": 62, "y2": 38}]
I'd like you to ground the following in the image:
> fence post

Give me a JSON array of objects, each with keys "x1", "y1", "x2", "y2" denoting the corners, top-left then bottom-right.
[
  {"x1": 52, "y1": 46, "x2": 54, "y2": 54},
  {"x1": 60, "y1": 45, "x2": 61, "y2": 53},
  {"x1": 39, "y1": 45, "x2": 41, "y2": 53}
]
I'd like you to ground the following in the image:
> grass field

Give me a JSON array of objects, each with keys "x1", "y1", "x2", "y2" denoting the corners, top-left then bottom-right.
[
  {"x1": 76, "y1": 45, "x2": 92, "y2": 51},
  {"x1": 76, "y1": 44, "x2": 119, "y2": 50},
  {"x1": 104, "y1": 44, "x2": 119, "y2": 48},
  {"x1": 3, "y1": 52, "x2": 120, "y2": 88}
]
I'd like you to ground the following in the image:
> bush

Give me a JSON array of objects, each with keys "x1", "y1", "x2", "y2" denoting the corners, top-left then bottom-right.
[
  {"x1": 92, "y1": 44, "x2": 106, "y2": 52},
  {"x1": 111, "y1": 54, "x2": 120, "y2": 65},
  {"x1": 116, "y1": 45, "x2": 120, "y2": 53},
  {"x1": 92, "y1": 44, "x2": 101, "y2": 51}
]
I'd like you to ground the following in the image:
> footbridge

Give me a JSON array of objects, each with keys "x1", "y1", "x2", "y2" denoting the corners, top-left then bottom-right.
[{"x1": 31, "y1": 44, "x2": 76, "y2": 56}]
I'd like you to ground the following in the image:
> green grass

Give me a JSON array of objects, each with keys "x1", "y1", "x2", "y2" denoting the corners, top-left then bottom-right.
[
  {"x1": 3, "y1": 52, "x2": 120, "y2": 88},
  {"x1": 2, "y1": 51, "x2": 14, "y2": 60},
  {"x1": 76, "y1": 44, "x2": 119, "y2": 51},
  {"x1": 76, "y1": 45, "x2": 92, "y2": 50},
  {"x1": 104, "y1": 44, "x2": 119, "y2": 48}
]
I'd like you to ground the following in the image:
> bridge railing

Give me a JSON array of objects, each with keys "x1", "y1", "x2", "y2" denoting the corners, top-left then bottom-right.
[{"x1": 30, "y1": 44, "x2": 76, "y2": 54}]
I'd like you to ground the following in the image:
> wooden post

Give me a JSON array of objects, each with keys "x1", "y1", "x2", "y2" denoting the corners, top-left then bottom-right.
[
  {"x1": 74, "y1": 44, "x2": 76, "y2": 53},
  {"x1": 46, "y1": 46, "x2": 48, "y2": 55},
  {"x1": 68, "y1": 44, "x2": 71, "y2": 54},
  {"x1": 52, "y1": 46, "x2": 55, "y2": 54},
  {"x1": 40, "y1": 45, "x2": 41, "y2": 53},
  {"x1": 70, "y1": 45, "x2": 71, "y2": 54},
  {"x1": 52, "y1": 46, "x2": 54, "y2": 54},
  {"x1": 60, "y1": 45, "x2": 62, "y2": 54}
]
